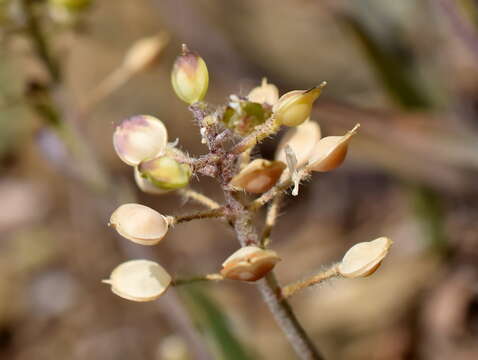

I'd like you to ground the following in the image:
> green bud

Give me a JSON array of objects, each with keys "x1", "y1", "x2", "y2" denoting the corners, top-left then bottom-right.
[
  {"x1": 222, "y1": 97, "x2": 272, "y2": 135},
  {"x1": 171, "y1": 44, "x2": 209, "y2": 104},
  {"x1": 138, "y1": 156, "x2": 191, "y2": 190},
  {"x1": 273, "y1": 82, "x2": 326, "y2": 127}
]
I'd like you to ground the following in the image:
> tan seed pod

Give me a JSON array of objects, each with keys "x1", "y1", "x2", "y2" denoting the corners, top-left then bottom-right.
[
  {"x1": 103, "y1": 259, "x2": 171, "y2": 302},
  {"x1": 338, "y1": 237, "x2": 393, "y2": 278},
  {"x1": 247, "y1": 78, "x2": 279, "y2": 106},
  {"x1": 276, "y1": 120, "x2": 321, "y2": 168},
  {"x1": 113, "y1": 115, "x2": 168, "y2": 166},
  {"x1": 273, "y1": 82, "x2": 326, "y2": 127},
  {"x1": 220, "y1": 246, "x2": 281, "y2": 282},
  {"x1": 229, "y1": 159, "x2": 286, "y2": 194},
  {"x1": 109, "y1": 203, "x2": 169, "y2": 245},
  {"x1": 307, "y1": 124, "x2": 359, "y2": 172}
]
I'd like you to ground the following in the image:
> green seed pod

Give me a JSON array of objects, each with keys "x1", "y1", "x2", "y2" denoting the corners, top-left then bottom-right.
[
  {"x1": 273, "y1": 82, "x2": 326, "y2": 127},
  {"x1": 138, "y1": 155, "x2": 191, "y2": 190},
  {"x1": 171, "y1": 44, "x2": 209, "y2": 104}
]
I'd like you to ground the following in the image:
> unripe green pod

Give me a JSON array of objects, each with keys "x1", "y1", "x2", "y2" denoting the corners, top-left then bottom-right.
[
  {"x1": 171, "y1": 44, "x2": 209, "y2": 104},
  {"x1": 273, "y1": 82, "x2": 326, "y2": 127},
  {"x1": 138, "y1": 156, "x2": 191, "y2": 190}
]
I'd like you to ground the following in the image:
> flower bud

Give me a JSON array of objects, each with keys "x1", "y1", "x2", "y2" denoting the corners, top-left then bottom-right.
[
  {"x1": 138, "y1": 156, "x2": 191, "y2": 190},
  {"x1": 229, "y1": 159, "x2": 286, "y2": 194},
  {"x1": 134, "y1": 167, "x2": 172, "y2": 195},
  {"x1": 222, "y1": 97, "x2": 272, "y2": 135},
  {"x1": 276, "y1": 120, "x2": 321, "y2": 168},
  {"x1": 171, "y1": 44, "x2": 209, "y2": 104},
  {"x1": 248, "y1": 78, "x2": 279, "y2": 106},
  {"x1": 338, "y1": 237, "x2": 393, "y2": 278},
  {"x1": 113, "y1": 115, "x2": 168, "y2": 166},
  {"x1": 220, "y1": 246, "x2": 281, "y2": 282},
  {"x1": 123, "y1": 32, "x2": 170, "y2": 74},
  {"x1": 103, "y1": 259, "x2": 171, "y2": 302},
  {"x1": 307, "y1": 124, "x2": 359, "y2": 172},
  {"x1": 273, "y1": 82, "x2": 326, "y2": 127},
  {"x1": 109, "y1": 203, "x2": 169, "y2": 245}
]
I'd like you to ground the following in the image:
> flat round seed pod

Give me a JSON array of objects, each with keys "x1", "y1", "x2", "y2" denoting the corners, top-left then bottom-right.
[
  {"x1": 113, "y1": 115, "x2": 168, "y2": 166},
  {"x1": 104, "y1": 259, "x2": 171, "y2": 302},
  {"x1": 276, "y1": 120, "x2": 321, "y2": 168},
  {"x1": 220, "y1": 246, "x2": 281, "y2": 282},
  {"x1": 229, "y1": 159, "x2": 286, "y2": 194},
  {"x1": 248, "y1": 78, "x2": 279, "y2": 106},
  {"x1": 110, "y1": 203, "x2": 169, "y2": 245},
  {"x1": 307, "y1": 124, "x2": 359, "y2": 172},
  {"x1": 338, "y1": 237, "x2": 393, "y2": 278}
]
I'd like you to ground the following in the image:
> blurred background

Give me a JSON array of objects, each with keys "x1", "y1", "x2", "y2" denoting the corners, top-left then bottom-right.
[{"x1": 1, "y1": 0, "x2": 478, "y2": 359}]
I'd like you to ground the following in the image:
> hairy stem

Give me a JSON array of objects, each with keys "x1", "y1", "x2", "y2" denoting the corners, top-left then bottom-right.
[
  {"x1": 170, "y1": 208, "x2": 224, "y2": 224},
  {"x1": 180, "y1": 188, "x2": 220, "y2": 209},
  {"x1": 281, "y1": 265, "x2": 339, "y2": 299},
  {"x1": 173, "y1": 273, "x2": 223, "y2": 286}
]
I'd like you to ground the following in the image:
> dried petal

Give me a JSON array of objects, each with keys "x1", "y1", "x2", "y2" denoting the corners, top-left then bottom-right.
[
  {"x1": 113, "y1": 115, "x2": 168, "y2": 166},
  {"x1": 273, "y1": 82, "x2": 326, "y2": 127},
  {"x1": 103, "y1": 259, "x2": 171, "y2": 301},
  {"x1": 171, "y1": 44, "x2": 209, "y2": 104},
  {"x1": 229, "y1": 159, "x2": 286, "y2": 194},
  {"x1": 338, "y1": 237, "x2": 393, "y2": 278},
  {"x1": 307, "y1": 124, "x2": 359, "y2": 172},
  {"x1": 110, "y1": 203, "x2": 169, "y2": 245},
  {"x1": 220, "y1": 246, "x2": 281, "y2": 282},
  {"x1": 276, "y1": 120, "x2": 321, "y2": 168},
  {"x1": 248, "y1": 78, "x2": 279, "y2": 106}
]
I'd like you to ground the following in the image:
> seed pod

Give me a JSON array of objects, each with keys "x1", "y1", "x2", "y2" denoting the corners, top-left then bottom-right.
[
  {"x1": 229, "y1": 159, "x2": 286, "y2": 194},
  {"x1": 103, "y1": 259, "x2": 171, "y2": 302},
  {"x1": 307, "y1": 124, "x2": 359, "y2": 172},
  {"x1": 220, "y1": 246, "x2": 281, "y2": 282},
  {"x1": 171, "y1": 44, "x2": 209, "y2": 104},
  {"x1": 276, "y1": 120, "x2": 321, "y2": 168},
  {"x1": 338, "y1": 237, "x2": 393, "y2": 278},
  {"x1": 138, "y1": 156, "x2": 191, "y2": 190},
  {"x1": 248, "y1": 78, "x2": 279, "y2": 106},
  {"x1": 123, "y1": 32, "x2": 170, "y2": 74},
  {"x1": 273, "y1": 82, "x2": 326, "y2": 127},
  {"x1": 134, "y1": 166, "x2": 172, "y2": 195},
  {"x1": 109, "y1": 203, "x2": 169, "y2": 245},
  {"x1": 113, "y1": 115, "x2": 168, "y2": 166}
]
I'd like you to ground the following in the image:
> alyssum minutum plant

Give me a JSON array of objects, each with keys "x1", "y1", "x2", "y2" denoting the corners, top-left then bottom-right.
[{"x1": 103, "y1": 44, "x2": 393, "y2": 360}]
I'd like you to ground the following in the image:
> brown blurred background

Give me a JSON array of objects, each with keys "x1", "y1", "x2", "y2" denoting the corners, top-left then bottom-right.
[{"x1": 1, "y1": 0, "x2": 478, "y2": 359}]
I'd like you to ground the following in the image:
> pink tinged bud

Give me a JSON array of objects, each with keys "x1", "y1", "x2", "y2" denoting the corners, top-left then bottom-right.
[
  {"x1": 109, "y1": 203, "x2": 169, "y2": 245},
  {"x1": 220, "y1": 246, "x2": 281, "y2": 282},
  {"x1": 273, "y1": 82, "x2": 326, "y2": 127},
  {"x1": 229, "y1": 159, "x2": 286, "y2": 194},
  {"x1": 307, "y1": 124, "x2": 359, "y2": 172},
  {"x1": 103, "y1": 259, "x2": 171, "y2": 302},
  {"x1": 276, "y1": 120, "x2": 321, "y2": 168},
  {"x1": 113, "y1": 115, "x2": 168, "y2": 166},
  {"x1": 171, "y1": 44, "x2": 209, "y2": 104}
]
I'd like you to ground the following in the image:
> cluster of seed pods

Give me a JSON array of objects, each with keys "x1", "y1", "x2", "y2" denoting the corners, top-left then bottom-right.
[{"x1": 103, "y1": 45, "x2": 392, "y2": 302}]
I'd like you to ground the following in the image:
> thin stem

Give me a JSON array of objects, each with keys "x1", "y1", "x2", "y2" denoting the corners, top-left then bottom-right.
[
  {"x1": 231, "y1": 116, "x2": 281, "y2": 154},
  {"x1": 261, "y1": 194, "x2": 282, "y2": 247},
  {"x1": 257, "y1": 272, "x2": 324, "y2": 360},
  {"x1": 180, "y1": 188, "x2": 220, "y2": 209},
  {"x1": 170, "y1": 208, "x2": 224, "y2": 224},
  {"x1": 281, "y1": 265, "x2": 339, "y2": 299},
  {"x1": 172, "y1": 273, "x2": 223, "y2": 286}
]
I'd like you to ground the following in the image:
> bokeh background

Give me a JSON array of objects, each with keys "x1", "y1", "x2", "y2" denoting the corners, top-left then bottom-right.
[{"x1": 1, "y1": 0, "x2": 478, "y2": 359}]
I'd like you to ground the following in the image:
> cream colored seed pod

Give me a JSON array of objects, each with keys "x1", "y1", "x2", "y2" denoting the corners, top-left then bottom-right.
[
  {"x1": 229, "y1": 159, "x2": 286, "y2": 194},
  {"x1": 113, "y1": 115, "x2": 168, "y2": 166},
  {"x1": 273, "y1": 82, "x2": 326, "y2": 127},
  {"x1": 276, "y1": 120, "x2": 321, "y2": 168},
  {"x1": 247, "y1": 78, "x2": 279, "y2": 106},
  {"x1": 103, "y1": 259, "x2": 171, "y2": 302},
  {"x1": 338, "y1": 237, "x2": 393, "y2": 278},
  {"x1": 109, "y1": 203, "x2": 169, "y2": 245},
  {"x1": 307, "y1": 124, "x2": 359, "y2": 172},
  {"x1": 220, "y1": 246, "x2": 281, "y2": 282}
]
